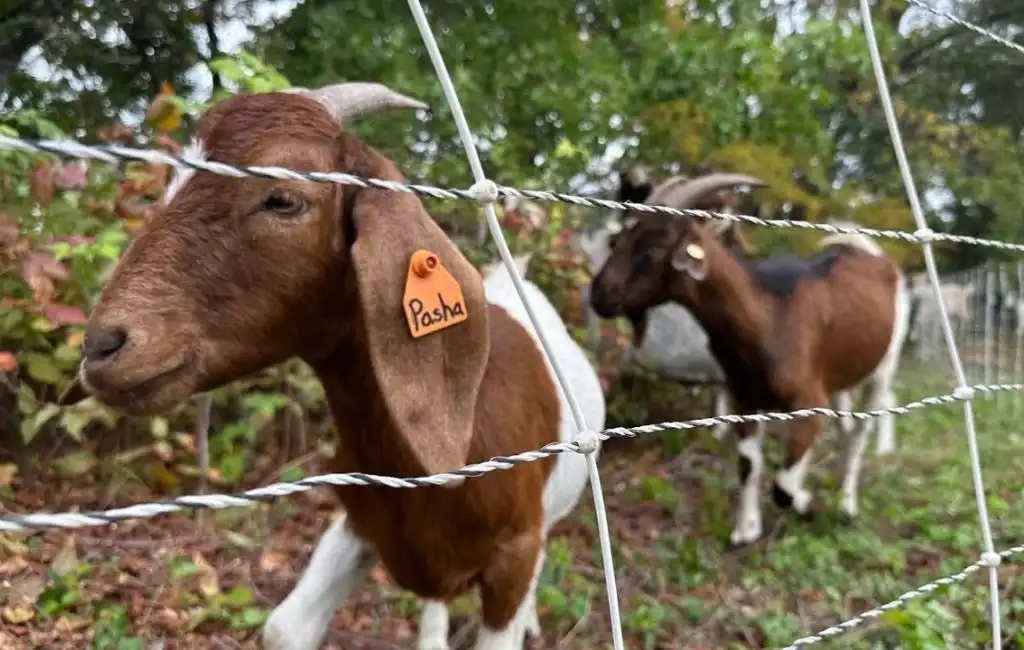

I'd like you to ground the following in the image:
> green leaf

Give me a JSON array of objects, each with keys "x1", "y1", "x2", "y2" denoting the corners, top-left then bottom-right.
[
  {"x1": 232, "y1": 607, "x2": 267, "y2": 629},
  {"x1": 223, "y1": 585, "x2": 254, "y2": 606},
  {"x1": 53, "y1": 450, "x2": 97, "y2": 478},
  {"x1": 21, "y1": 403, "x2": 60, "y2": 444},
  {"x1": 22, "y1": 352, "x2": 67, "y2": 387},
  {"x1": 150, "y1": 417, "x2": 170, "y2": 439}
]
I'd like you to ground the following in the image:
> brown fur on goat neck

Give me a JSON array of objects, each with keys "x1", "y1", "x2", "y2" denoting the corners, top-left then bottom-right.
[{"x1": 76, "y1": 91, "x2": 558, "y2": 626}]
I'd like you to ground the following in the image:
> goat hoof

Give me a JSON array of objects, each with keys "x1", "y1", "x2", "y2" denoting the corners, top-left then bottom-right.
[
  {"x1": 263, "y1": 609, "x2": 326, "y2": 650},
  {"x1": 772, "y1": 483, "x2": 813, "y2": 515},
  {"x1": 727, "y1": 522, "x2": 762, "y2": 549},
  {"x1": 725, "y1": 538, "x2": 752, "y2": 552}
]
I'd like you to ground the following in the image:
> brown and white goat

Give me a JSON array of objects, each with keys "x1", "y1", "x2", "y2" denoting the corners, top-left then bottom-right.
[
  {"x1": 589, "y1": 208, "x2": 909, "y2": 547},
  {"x1": 66, "y1": 82, "x2": 605, "y2": 650}
]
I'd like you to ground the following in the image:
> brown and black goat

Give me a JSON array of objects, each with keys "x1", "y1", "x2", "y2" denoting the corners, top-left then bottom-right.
[
  {"x1": 589, "y1": 206, "x2": 910, "y2": 547},
  {"x1": 64, "y1": 82, "x2": 606, "y2": 650}
]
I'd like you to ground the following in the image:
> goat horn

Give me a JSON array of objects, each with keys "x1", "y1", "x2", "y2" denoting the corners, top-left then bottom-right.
[
  {"x1": 646, "y1": 173, "x2": 768, "y2": 213},
  {"x1": 283, "y1": 82, "x2": 428, "y2": 123}
]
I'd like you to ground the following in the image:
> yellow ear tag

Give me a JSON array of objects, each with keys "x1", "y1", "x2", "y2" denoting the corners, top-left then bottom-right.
[
  {"x1": 685, "y1": 243, "x2": 705, "y2": 260},
  {"x1": 403, "y1": 249, "x2": 468, "y2": 339}
]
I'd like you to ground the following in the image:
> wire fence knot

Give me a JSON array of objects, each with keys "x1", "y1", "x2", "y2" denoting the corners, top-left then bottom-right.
[
  {"x1": 980, "y1": 551, "x2": 1003, "y2": 568},
  {"x1": 467, "y1": 179, "x2": 499, "y2": 204},
  {"x1": 914, "y1": 227, "x2": 936, "y2": 244},
  {"x1": 572, "y1": 429, "x2": 602, "y2": 455},
  {"x1": 953, "y1": 386, "x2": 976, "y2": 401}
]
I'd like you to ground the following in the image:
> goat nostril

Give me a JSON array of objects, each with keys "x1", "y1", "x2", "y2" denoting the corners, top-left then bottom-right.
[{"x1": 84, "y1": 327, "x2": 129, "y2": 362}]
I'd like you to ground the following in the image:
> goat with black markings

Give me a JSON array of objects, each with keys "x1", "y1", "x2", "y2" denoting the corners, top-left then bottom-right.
[{"x1": 589, "y1": 208, "x2": 909, "y2": 547}]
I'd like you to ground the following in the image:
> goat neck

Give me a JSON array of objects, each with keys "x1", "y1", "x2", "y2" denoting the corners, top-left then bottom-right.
[{"x1": 668, "y1": 232, "x2": 771, "y2": 345}]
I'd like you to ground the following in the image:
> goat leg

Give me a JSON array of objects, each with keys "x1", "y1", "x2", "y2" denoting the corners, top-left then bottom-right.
[
  {"x1": 263, "y1": 513, "x2": 377, "y2": 650},
  {"x1": 772, "y1": 407, "x2": 823, "y2": 519},
  {"x1": 728, "y1": 419, "x2": 766, "y2": 548},
  {"x1": 840, "y1": 377, "x2": 890, "y2": 519},
  {"x1": 473, "y1": 534, "x2": 545, "y2": 650},
  {"x1": 712, "y1": 388, "x2": 731, "y2": 440},
  {"x1": 418, "y1": 600, "x2": 452, "y2": 650}
]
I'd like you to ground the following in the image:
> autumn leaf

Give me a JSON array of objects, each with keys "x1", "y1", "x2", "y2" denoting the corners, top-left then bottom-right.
[
  {"x1": 146, "y1": 82, "x2": 182, "y2": 133},
  {"x1": 50, "y1": 537, "x2": 79, "y2": 577},
  {"x1": 193, "y1": 552, "x2": 220, "y2": 599},
  {"x1": 0, "y1": 352, "x2": 17, "y2": 372},
  {"x1": 97, "y1": 121, "x2": 134, "y2": 143},
  {"x1": 1, "y1": 605, "x2": 34, "y2": 625},
  {"x1": 21, "y1": 252, "x2": 69, "y2": 282},
  {"x1": 114, "y1": 198, "x2": 146, "y2": 223},
  {"x1": 50, "y1": 234, "x2": 94, "y2": 250},
  {"x1": 19, "y1": 252, "x2": 70, "y2": 309},
  {"x1": 29, "y1": 161, "x2": 55, "y2": 206},
  {"x1": 143, "y1": 164, "x2": 172, "y2": 195},
  {"x1": 42, "y1": 303, "x2": 87, "y2": 326},
  {"x1": 156, "y1": 132, "x2": 183, "y2": 154},
  {"x1": 66, "y1": 330, "x2": 85, "y2": 349},
  {"x1": 55, "y1": 162, "x2": 88, "y2": 190},
  {"x1": 0, "y1": 215, "x2": 18, "y2": 247},
  {"x1": 0, "y1": 463, "x2": 16, "y2": 487}
]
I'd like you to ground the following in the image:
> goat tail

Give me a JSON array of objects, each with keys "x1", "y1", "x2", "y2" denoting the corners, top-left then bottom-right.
[{"x1": 817, "y1": 231, "x2": 885, "y2": 257}]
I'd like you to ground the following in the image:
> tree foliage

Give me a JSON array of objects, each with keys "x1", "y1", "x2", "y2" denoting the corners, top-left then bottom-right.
[{"x1": 1, "y1": 0, "x2": 1023, "y2": 480}]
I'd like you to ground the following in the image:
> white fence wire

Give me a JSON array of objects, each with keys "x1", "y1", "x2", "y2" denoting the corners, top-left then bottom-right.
[{"x1": 0, "y1": 1, "x2": 1022, "y2": 648}]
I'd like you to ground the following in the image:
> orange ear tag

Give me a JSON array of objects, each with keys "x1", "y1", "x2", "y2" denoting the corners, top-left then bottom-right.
[{"x1": 403, "y1": 249, "x2": 469, "y2": 339}]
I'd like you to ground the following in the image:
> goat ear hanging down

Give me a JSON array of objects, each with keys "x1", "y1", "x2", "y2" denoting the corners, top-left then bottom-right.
[{"x1": 345, "y1": 144, "x2": 490, "y2": 475}]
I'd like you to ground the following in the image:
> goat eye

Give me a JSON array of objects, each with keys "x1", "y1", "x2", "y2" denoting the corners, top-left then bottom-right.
[{"x1": 264, "y1": 192, "x2": 307, "y2": 217}]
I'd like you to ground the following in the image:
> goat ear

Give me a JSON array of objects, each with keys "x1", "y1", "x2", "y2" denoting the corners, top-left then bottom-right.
[
  {"x1": 671, "y1": 236, "x2": 709, "y2": 281},
  {"x1": 348, "y1": 183, "x2": 490, "y2": 476}
]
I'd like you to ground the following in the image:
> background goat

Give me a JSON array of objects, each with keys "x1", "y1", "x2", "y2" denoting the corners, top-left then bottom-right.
[
  {"x1": 577, "y1": 170, "x2": 764, "y2": 434},
  {"x1": 588, "y1": 208, "x2": 910, "y2": 547},
  {"x1": 64, "y1": 81, "x2": 605, "y2": 650}
]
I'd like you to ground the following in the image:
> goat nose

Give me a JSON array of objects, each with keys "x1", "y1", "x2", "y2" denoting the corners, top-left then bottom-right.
[{"x1": 83, "y1": 326, "x2": 129, "y2": 363}]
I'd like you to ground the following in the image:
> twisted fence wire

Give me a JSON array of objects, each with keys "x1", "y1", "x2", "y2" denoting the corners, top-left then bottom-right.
[
  {"x1": 4, "y1": 382, "x2": 1020, "y2": 533},
  {"x1": 400, "y1": 0, "x2": 630, "y2": 645},
  {"x1": 907, "y1": 0, "x2": 1024, "y2": 57},
  {"x1": 4, "y1": 134, "x2": 1024, "y2": 255},
  {"x1": 0, "y1": 0, "x2": 1021, "y2": 648}
]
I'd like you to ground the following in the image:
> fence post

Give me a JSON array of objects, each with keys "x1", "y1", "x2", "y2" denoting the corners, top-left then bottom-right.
[
  {"x1": 1017, "y1": 263, "x2": 1024, "y2": 420},
  {"x1": 984, "y1": 264, "x2": 996, "y2": 398}
]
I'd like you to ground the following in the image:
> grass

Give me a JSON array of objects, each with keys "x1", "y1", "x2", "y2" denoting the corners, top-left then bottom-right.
[{"x1": 2, "y1": 361, "x2": 1024, "y2": 649}]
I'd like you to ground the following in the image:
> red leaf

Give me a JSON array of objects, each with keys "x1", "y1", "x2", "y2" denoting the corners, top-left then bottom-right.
[
  {"x1": 19, "y1": 252, "x2": 67, "y2": 308},
  {"x1": 115, "y1": 198, "x2": 146, "y2": 221},
  {"x1": 0, "y1": 216, "x2": 17, "y2": 247},
  {"x1": 156, "y1": 133, "x2": 183, "y2": 154},
  {"x1": 142, "y1": 165, "x2": 171, "y2": 195},
  {"x1": 21, "y1": 252, "x2": 68, "y2": 282},
  {"x1": 51, "y1": 234, "x2": 94, "y2": 247},
  {"x1": 0, "y1": 352, "x2": 17, "y2": 373},
  {"x1": 55, "y1": 162, "x2": 88, "y2": 190},
  {"x1": 29, "y1": 162, "x2": 55, "y2": 206},
  {"x1": 97, "y1": 122, "x2": 134, "y2": 143},
  {"x1": 42, "y1": 303, "x2": 87, "y2": 326}
]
